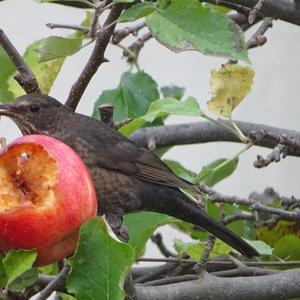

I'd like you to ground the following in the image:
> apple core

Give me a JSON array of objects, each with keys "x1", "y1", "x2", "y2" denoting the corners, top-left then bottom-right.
[{"x1": 0, "y1": 143, "x2": 57, "y2": 211}]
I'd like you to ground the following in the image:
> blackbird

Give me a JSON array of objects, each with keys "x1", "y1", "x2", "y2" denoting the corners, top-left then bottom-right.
[{"x1": 0, "y1": 94, "x2": 259, "y2": 257}]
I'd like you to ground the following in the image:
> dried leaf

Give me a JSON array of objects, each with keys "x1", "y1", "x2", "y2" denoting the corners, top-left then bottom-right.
[{"x1": 207, "y1": 64, "x2": 254, "y2": 118}]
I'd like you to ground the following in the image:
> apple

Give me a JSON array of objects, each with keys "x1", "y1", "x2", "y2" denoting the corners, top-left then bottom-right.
[{"x1": 0, "y1": 135, "x2": 97, "y2": 266}]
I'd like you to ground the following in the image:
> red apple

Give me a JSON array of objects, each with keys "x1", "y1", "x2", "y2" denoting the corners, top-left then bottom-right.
[{"x1": 0, "y1": 135, "x2": 97, "y2": 266}]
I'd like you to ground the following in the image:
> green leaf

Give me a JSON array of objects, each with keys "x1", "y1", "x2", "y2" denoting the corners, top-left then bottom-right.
[
  {"x1": 174, "y1": 238, "x2": 234, "y2": 260},
  {"x1": 273, "y1": 236, "x2": 300, "y2": 260},
  {"x1": 93, "y1": 71, "x2": 159, "y2": 121},
  {"x1": 119, "y1": 96, "x2": 202, "y2": 136},
  {"x1": 245, "y1": 240, "x2": 272, "y2": 256},
  {"x1": 8, "y1": 268, "x2": 38, "y2": 292},
  {"x1": 164, "y1": 160, "x2": 194, "y2": 183},
  {"x1": 39, "y1": 263, "x2": 58, "y2": 276},
  {"x1": 35, "y1": 36, "x2": 82, "y2": 62},
  {"x1": 6, "y1": 39, "x2": 66, "y2": 97},
  {"x1": 3, "y1": 249, "x2": 37, "y2": 287},
  {"x1": 0, "y1": 47, "x2": 16, "y2": 102},
  {"x1": 160, "y1": 85, "x2": 185, "y2": 100},
  {"x1": 173, "y1": 238, "x2": 199, "y2": 257},
  {"x1": 119, "y1": 2, "x2": 157, "y2": 22},
  {"x1": 57, "y1": 293, "x2": 76, "y2": 300},
  {"x1": 67, "y1": 217, "x2": 134, "y2": 300},
  {"x1": 203, "y1": 3, "x2": 231, "y2": 14},
  {"x1": 175, "y1": 221, "x2": 207, "y2": 240},
  {"x1": 194, "y1": 157, "x2": 239, "y2": 186},
  {"x1": 124, "y1": 212, "x2": 174, "y2": 258},
  {"x1": 146, "y1": 0, "x2": 248, "y2": 61}
]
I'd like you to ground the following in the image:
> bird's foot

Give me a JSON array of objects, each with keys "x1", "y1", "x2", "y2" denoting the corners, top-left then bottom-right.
[{"x1": 104, "y1": 213, "x2": 129, "y2": 243}]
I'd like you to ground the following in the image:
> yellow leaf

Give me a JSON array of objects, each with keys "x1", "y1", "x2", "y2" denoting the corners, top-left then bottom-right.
[
  {"x1": 256, "y1": 220, "x2": 300, "y2": 247},
  {"x1": 207, "y1": 64, "x2": 255, "y2": 118}
]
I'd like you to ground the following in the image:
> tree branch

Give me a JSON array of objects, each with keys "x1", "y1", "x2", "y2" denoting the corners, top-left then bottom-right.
[
  {"x1": 129, "y1": 120, "x2": 300, "y2": 157},
  {"x1": 0, "y1": 29, "x2": 40, "y2": 94},
  {"x1": 202, "y1": 0, "x2": 300, "y2": 26},
  {"x1": 35, "y1": 267, "x2": 70, "y2": 300},
  {"x1": 198, "y1": 183, "x2": 300, "y2": 221},
  {"x1": 46, "y1": 23, "x2": 89, "y2": 34},
  {"x1": 65, "y1": 3, "x2": 124, "y2": 110},
  {"x1": 135, "y1": 269, "x2": 300, "y2": 300},
  {"x1": 246, "y1": 17, "x2": 273, "y2": 49}
]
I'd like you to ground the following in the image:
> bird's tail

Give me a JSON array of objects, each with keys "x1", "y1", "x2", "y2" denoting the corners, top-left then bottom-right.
[{"x1": 147, "y1": 187, "x2": 259, "y2": 258}]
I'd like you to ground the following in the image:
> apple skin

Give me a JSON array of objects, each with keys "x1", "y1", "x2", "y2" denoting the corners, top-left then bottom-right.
[{"x1": 0, "y1": 135, "x2": 97, "y2": 266}]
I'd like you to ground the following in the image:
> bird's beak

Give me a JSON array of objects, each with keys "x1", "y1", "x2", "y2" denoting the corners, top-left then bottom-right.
[{"x1": 0, "y1": 104, "x2": 14, "y2": 117}]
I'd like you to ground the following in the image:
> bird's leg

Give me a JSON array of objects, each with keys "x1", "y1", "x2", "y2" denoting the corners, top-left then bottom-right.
[{"x1": 104, "y1": 213, "x2": 129, "y2": 243}]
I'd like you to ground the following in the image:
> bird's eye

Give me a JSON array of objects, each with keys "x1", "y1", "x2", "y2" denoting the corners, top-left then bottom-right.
[{"x1": 29, "y1": 104, "x2": 40, "y2": 113}]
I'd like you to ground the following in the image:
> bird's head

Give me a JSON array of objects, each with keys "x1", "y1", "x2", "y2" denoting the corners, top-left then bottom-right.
[{"x1": 0, "y1": 94, "x2": 64, "y2": 136}]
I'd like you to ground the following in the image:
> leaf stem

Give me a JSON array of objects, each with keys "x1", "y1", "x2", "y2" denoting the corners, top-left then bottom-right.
[
  {"x1": 230, "y1": 117, "x2": 248, "y2": 142},
  {"x1": 201, "y1": 113, "x2": 240, "y2": 138}
]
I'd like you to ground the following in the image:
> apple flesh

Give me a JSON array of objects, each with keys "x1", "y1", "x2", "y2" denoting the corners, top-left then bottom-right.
[{"x1": 0, "y1": 135, "x2": 97, "y2": 266}]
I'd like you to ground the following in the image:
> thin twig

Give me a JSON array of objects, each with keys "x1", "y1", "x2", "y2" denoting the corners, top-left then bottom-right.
[
  {"x1": 151, "y1": 233, "x2": 176, "y2": 258},
  {"x1": 246, "y1": 17, "x2": 273, "y2": 49},
  {"x1": 195, "y1": 235, "x2": 216, "y2": 272},
  {"x1": 0, "y1": 29, "x2": 40, "y2": 94},
  {"x1": 137, "y1": 258, "x2": 300, "y2": 268},
  {"x1": 254, "y1": 144, "x2": 288, "y2": 168},
  {"x1": 46, "y1": 23, "x2": 89, "y2": 34},
  {"x1": 36, "y1": 266, "x2": 70, "y2": 300},
  {"x1": 134, "y1": 262, "x2": 178, "y2": 283},
  {"x1": 248, "y1": 0, "x2": 265, "y2": 24},
  {"x1": 126, "y1": 32, "x2": 152, "y2": 63},
  {"x1": 198, "y1": 183, "x2": 300, "y2": 221},
  {"x1": 65, "y1": 3, "x2": 124, "y2": 111},
  {"x1": 222, "y1": 212, "x2": 255, "y2": 225},
  {"x1": 142, "y1": 274, "x2": 199, "y2": 286},
  {"x1": 89, "y1": 3, "x2": 103, "y2": 38},
  {"x1": 112, "y1": 22, "x2": 146, "y2": 44}
]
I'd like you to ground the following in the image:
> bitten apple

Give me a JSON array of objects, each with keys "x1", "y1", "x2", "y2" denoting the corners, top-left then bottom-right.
[{"x1": 0, "y1": 135, "x2": 97, "y2": 266}]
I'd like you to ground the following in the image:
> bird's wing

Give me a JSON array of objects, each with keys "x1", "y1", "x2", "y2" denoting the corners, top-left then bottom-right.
[{"x1": 79, "y1": 123, "x2": 197, "y2": 192}]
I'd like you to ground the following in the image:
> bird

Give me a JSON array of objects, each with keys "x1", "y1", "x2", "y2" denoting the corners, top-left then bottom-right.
[{"x1": 0, "y1": 94, "x2": 259, "y2": 257}]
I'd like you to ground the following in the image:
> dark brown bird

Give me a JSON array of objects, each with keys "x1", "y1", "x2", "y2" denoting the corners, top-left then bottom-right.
[{"x1": 0, "y1": 94, "x2": 259, "y2": 257}]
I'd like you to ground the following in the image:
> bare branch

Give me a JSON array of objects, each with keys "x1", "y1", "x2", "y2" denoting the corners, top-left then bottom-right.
[
  {"x1": 0, "y1": 29, "x2": 40, "y2": 94},
  {"x1": 195, "y1": 235, "x2": 216, "y2": 272},
  {"x1": 151, "y1": 233, "x2": 176, "y2": 258},
  {"x1": 202, "y1": 0, "x2": 300, "y2": 26},
  {"x1": 198, "y1": 183, "x2": 300, "y2": 222},
  {"x1": 137, "y1": 257, "x2": 300, "y2": 268},
  {"x1": 246, "y1": 17, "x2": 273, "y2": 49},
  {"x1": 254, "y1": 143, "x2": 288, "y2": 168},
  {"x1": 134, "y1": 262, "x2": 178, "y2": 284},
  {"x1": 46, "y1": 23, "x2": 89, "y2": 34},
  {"x1": 112, "y1": 22, "x2": 146, "y2": 45},
  {"x1": 248, "y1": 0, "x2": 265, "y2": 24},
  {"x1": 126, "y1": 32, "x2": 152, "y2": 62},
  {"x1": 65, "y1": 3, "x2": 124, "y2": 110},
  {"x1": 143, "y1": 274, "x2": 199, "y2": 286},
  {"x1": 130, "y1": 120, "x2": 300, "y2": 157},
  {"x1": 222, "y1": 212, "x2": 255, "y2": 225},
  {"x1": 135, "y1": 269, "x2": 300, "y2": 300},
  {"x1": 36, "y1": 266, "x2": 70, "y2": 300}
]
